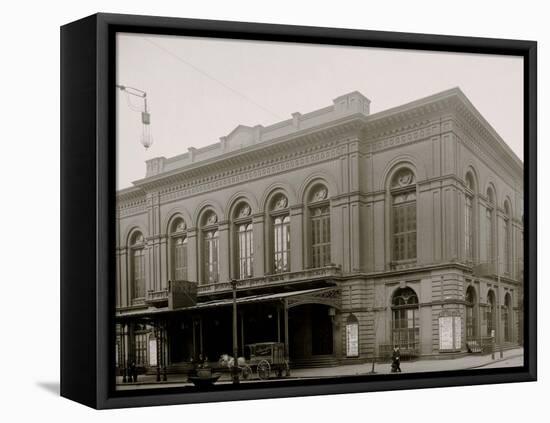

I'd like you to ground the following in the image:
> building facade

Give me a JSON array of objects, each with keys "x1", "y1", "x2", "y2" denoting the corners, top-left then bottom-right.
[{"x1": 115, "y1": 88, "x2": 524, "y2": 376}]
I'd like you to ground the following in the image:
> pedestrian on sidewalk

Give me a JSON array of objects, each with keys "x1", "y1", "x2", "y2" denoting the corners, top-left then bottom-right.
[{"x1": 391, "y1": 345, "x2": 402, "y2": 373}]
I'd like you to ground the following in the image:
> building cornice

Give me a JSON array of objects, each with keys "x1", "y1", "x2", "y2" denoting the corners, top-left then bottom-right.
[
  {"x1": 131, "y1": 115, "x2": 365, "y2": 192},
  {"x1": 360, "y1": 88, "x2": 523, "y2": 178}
]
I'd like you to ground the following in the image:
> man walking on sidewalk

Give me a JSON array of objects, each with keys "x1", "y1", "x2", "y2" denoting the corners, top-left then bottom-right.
[{"x1": 391, "y1": 345, "x2": 402, "y2": 373}]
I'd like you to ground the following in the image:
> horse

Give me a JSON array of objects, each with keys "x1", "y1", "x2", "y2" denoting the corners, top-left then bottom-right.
[
  {"x1": 219, "y1": 354, "x2": 252, "y2": 379},
  {"x1": 219, "y1": 354, "x2": 246, "y2": 369}
]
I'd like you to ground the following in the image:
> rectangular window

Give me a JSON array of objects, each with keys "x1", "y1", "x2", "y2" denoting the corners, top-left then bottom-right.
[
  {"x1": 466, "y1": 305, "x2": 476, "y2": 339},
  {"x1": 204, "y1": 231, "x2": 219, "y2": 283},
  {"x1": 238, "y1": 224, "x2": 254, "y2": 279},
  {"x1": 273, "y1": 215, "x2": 290, "y2": 273},
  {"x1": 465, "y1": 195, "x2": 473, "y2": 260},
  {"x1": 311, "y1": 206, "x2": 331, "y2": 268},
  {"x1": 504, "y1": 219, "x2": 511, "y2": 274},
  {"x1": 392, "y1": 308, "x2": 419, "y2": 351},
  {"x1": 392, "y1": 195, "x2": 417, "y2": 262},
  {"x1": 486, "y1": 209, "x2": 493, "y2": 269},
  {"x1": 133, "y1": 249, "x2": 145, "y2": 299},
  {"x1": 174, "y1": 238, "x2": 188, "y2": 280},
  {"x1": 134, "y1": 332, "x2": 148, "y2": 367},
  {"x1": 486, "y1": 305, "x2": 495, "y2": 337}
]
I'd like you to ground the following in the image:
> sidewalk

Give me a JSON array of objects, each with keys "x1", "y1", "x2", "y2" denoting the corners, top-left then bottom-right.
[
  {"x1": 291, "y1": 347, "x2": 523, "y2": 378},
  {"x1": 116, "y1": 347, "x2": 523, "y2": 390}
]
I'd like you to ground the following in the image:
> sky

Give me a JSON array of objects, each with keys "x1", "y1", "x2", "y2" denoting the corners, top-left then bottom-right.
[{"x1": 116, "y1": 33, "x2": 523, "y2": 190}]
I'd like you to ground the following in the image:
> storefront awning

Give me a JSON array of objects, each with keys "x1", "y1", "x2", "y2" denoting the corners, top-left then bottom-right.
[{"x1": 116, "y1": 286, "x2": 341, "y2": 320}]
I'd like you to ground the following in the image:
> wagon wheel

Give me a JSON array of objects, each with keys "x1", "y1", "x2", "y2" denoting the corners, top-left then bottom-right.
[
  {"x1": 241, "y1": 365, "x2": 252, "y2": 380},
  {"x1": 257, "y1": 360, "x2": 271, "y2": 380}
]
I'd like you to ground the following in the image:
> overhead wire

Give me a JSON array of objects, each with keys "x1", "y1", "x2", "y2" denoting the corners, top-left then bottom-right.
[{"x1": 142, "y1": 37, "x2": 284, "y2": 121}]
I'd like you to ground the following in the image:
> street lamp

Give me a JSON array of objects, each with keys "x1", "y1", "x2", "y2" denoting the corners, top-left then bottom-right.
[
  {"x1": 230, "y1": 279, "x2": 240, "y2": 384},
  {"x1": 116, "y1": 84, "x2": 153, "y2": 149}
]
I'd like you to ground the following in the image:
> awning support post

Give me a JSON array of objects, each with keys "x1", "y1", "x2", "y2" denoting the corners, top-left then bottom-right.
[
  {"x1": 284, "y1": 299, "x2": 289, "y2": 362},
  {"x1": 277, "y1": 307, "x2": 281, "y2": 343}
]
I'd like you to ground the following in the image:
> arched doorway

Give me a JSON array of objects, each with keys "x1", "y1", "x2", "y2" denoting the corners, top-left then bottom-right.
[
  {"x1": 391, "y1": 287, "x2": 419, "y2": 352},
  {"x1": 504, "y1": 293, "x2": 512, "y2": 342},
  {"x1": 465, "y1": 286, "x2": 477, "y2": 341},
  {"x1": 486, "y1": 290, "x2": 496, "y2": 337}
]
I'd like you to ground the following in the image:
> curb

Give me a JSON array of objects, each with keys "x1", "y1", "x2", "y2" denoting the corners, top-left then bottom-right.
[{"x1": 467, "y1": 353, "x2": 524, "y2": 369}]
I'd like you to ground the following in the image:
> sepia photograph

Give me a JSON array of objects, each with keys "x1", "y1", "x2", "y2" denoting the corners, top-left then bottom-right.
[{"x1": 114, "y1": 31, "x2": 525, "y2": 391}]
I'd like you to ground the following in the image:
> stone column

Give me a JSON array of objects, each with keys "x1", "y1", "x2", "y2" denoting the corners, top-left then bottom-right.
[
  {"x1": 187, "y1": 228, "x2": 198, "y2": 283},
  {"x1": 218, "y1": 220, "x2": 230, "y2": 283},
  {"x1": 290, "y1": 205, "x2": 304, "y2": 272},
  {"x1": 145, "y1": 240, "x2": 153, "y2": 295},
  {"x1": 152, "y1": 236, "x2": 162, "y2": 292},
  {"x1": 119, "y1": 248, "x2": 128, "y2": 308},
  {"x1": 159, "y1": 235, "x2": 168, "y2": 288},
  {"x1": 252, "y1": 214, "x2": 265, "y2": 277}
]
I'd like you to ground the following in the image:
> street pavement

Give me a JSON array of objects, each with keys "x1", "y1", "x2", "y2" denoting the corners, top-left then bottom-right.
[{"x1": 116, "y1": 347, "x2": 523, "y2": 390}]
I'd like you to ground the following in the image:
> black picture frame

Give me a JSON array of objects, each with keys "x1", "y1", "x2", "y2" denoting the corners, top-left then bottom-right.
[{"x1": 60, "y1": 12, "x2": 537, "y2": 409}]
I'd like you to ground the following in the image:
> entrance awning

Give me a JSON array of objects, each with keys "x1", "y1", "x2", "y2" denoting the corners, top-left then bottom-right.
[{"x1": 116, "y1": 286, "x2": 341, "y2": 319}]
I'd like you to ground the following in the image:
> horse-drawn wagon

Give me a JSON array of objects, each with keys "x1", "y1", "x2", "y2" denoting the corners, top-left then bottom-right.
[
  {"x1": 246, "y1": 342, "x2": 290, "y2": 379},
  {"x1": 219, "y1": 342, "x2": 290, "y2": 380}
]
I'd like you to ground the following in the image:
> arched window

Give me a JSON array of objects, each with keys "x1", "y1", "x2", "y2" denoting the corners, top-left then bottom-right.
[
  {"x1": 129, "y1": 231, "x2": 146, "y2": 300},
  {"x1": 464, "y1": 173, "x2": 475, "y2": 261},
  {"x1": 201, "y1": 211, "x2": 219, "y2": 284},
  {"x1": 270, "y1": 193, "x2": 290, "y2": 273},
  {"x1": 391, "y1": 287, "x2": 419, "y2": 350},
  {"x1": 465, "y1": 286, "x2": 477, "y2": 340},
  {"x1": 486, "y1": 188, "x2": 495, "y2": 270},
  {"x1": 308, "y1": 185, "x2": 331, "y2": 268},
  {"x1": 391, "y1": 169, "x2": 417, "y2": 263},
  {"x1": 504, "y1": 293, "x2": 512, "y2": 342},
  {"x1": 234, "y1": 203, "x2": 253, "y2": 279},
  {"x1": 504, "y1": 201, "x2": 512, "y2": 274},
  {"x1": 170, "y1": 218, "x2": 188, "y2": 280},
  {"x1": 486, "y1": 289, "x2": 496, "y2": 337}
]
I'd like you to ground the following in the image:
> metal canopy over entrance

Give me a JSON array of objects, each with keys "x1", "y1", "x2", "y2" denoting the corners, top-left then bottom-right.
[
  {"x1": 116, "y1": 286, "x2": 341, "y2": 319},
  {"x1": 116, "y1": 287, "x2": 342, "y2": 379}
]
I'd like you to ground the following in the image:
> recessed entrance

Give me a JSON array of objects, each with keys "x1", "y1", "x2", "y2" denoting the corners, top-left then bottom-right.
[{"x1": 289, "y1": 304, "x2": 334, "y2": 359}]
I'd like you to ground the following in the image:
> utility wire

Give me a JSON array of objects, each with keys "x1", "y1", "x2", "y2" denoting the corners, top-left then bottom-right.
[{"x1": 142, "y1": 37, "x2": 284, "y2": 121}]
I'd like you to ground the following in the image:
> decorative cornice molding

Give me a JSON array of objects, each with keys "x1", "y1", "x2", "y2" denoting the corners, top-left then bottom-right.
[{"x1": 156, "y1": 140, "x2": 347, "y2": 206}]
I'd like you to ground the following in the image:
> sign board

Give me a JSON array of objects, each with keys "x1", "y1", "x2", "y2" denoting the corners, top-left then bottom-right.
[
  {"x1": 453, "y1": 316, "x2": 462, "y2": 349},
  {"x1": 149, "y1": 338, "x2": 157, "y2": 366},
  {"x1": 438, "y1": 315, "x2": 462, "y2": 351},
  {"x1": 346, "y1": 323, "x2": 359, "y2": 357}
]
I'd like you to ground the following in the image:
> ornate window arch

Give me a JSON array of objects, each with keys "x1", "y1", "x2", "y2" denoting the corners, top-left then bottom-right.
[
  {"x1": 465, "y1": 285, "x2": 477, "y2": 340},
  {"x1": 269, "y1": 192, "x2": 290, "y2": 273},
  {"x1": 232, "y1": 201, "x2": 254, "y2": 279},
  {"x1": 169, "y1": 217, "x2": 188, "y2": 281},
  {"x1": 390, "y1": 168, "x2": 417, "y2": 264},
  {"x1": 307, "y1": 184, "x2": 331, "y2": 268},
  {"x1": 391, "y1": 286, "x2": 419, "y2": 350},
  {"x1": 129, "y1": 230, "x2": 146, "y2": 301},
  {"x1": 200, "y1": 210, "x2": 219, "y2": 284}
]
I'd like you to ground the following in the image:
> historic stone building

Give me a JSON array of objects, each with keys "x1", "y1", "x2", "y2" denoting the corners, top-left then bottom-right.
[{"x1": 115, "y1": 87, "x2": 524, "y2": 375}]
